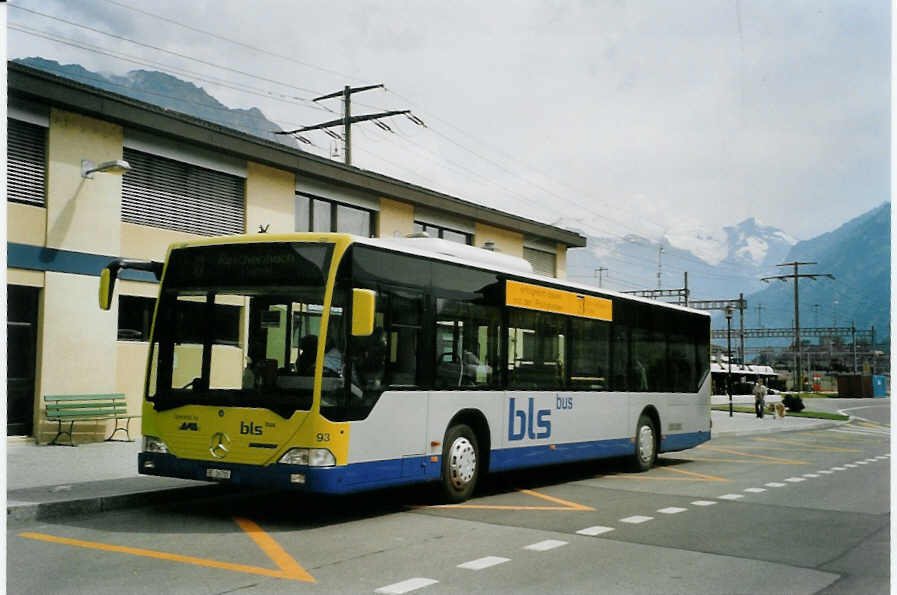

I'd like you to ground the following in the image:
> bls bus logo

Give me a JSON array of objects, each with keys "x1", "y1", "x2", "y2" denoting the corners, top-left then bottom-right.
[
  {"x1": 179, "y1": 422, "x2": 198, "y2": 431},
  {"x1": 508, "y1": 398, "x2": 551, "y2": 441},
  {"x1": 240, "y1": 421, "x2": 263, "y2": 435}
]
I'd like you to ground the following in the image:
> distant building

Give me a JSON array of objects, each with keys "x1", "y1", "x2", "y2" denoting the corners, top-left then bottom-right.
[{"x1": 7, "y1": 62, "x2": 585, "y2": 442}]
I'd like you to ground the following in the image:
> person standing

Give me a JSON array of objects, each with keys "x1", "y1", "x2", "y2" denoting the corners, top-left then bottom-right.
[{"x1": 753, "y1": 378, "x2": 768, "y2": 418}]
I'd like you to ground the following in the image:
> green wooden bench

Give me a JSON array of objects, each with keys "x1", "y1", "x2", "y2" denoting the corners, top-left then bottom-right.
[{"x1": 44, "y1": 394, "x2": 139, "y2": 446}]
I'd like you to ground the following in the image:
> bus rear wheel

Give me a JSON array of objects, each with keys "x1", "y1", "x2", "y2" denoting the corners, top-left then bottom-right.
[
  {"x1": 632, "y1": 414, "x2": 657, "y2": 472},
  {"x1": 440, "y1": 424, "x2": 479, "y2": 503}
]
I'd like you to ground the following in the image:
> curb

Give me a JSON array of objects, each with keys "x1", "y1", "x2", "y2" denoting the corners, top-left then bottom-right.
[
  {"x1": 7, "y1": 484, "x2": 240, "y2": 523},
  {"x1": 711, "y1": 419, "x2": 849, "y2": 439}
]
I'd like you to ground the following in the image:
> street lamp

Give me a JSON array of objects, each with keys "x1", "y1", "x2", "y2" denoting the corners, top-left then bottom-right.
[
  {"x1": 81, "y1": 159, "x2": 132, "y2": 179},
  {"x1": 725, "y1": 306, "x2": 733, "y2": 417}
]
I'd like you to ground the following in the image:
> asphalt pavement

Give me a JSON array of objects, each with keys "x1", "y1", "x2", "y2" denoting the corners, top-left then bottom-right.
[{"x1": 6, "y1": 395, "x2": 851, "y2": 523}]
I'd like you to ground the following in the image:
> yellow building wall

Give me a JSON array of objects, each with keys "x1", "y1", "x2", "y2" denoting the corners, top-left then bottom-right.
[
  {"x1": 246, "y1": 161, "x2": 295, "y2": 234},
  {"x1": 378, "y1": 198, "x2": 414, "y2": 238},
  {"x1": 473, "y1": 222, "x2": 524, "y2": 257},
  {"x1": 35, "y1": 272, "x2": 120, "y2": 444},
  {"x1": 8, "y1": 268, "x2": 45, "y2": 287},
  {"x1": 46, "y1": 108, "x2": 123, "y2": 255},
  {"x1": 555, "y1": 242, "x2": 567, "y2": 280},
  {"x1": 120, "y1": 222, "x2": 203, "y2": 262},
  {"x1": 8, "y1": 202, "x2": 47, "y2": 246}
]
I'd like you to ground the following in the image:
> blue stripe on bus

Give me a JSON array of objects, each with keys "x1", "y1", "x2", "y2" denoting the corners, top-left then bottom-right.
[{"x1": 138, "y1": 431, "x2": 710, "y2": 495}]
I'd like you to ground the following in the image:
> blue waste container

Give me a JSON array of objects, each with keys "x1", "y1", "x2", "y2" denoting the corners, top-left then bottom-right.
[{"x1": 872, "y1": 375, "x2": 887, "y2": 398}]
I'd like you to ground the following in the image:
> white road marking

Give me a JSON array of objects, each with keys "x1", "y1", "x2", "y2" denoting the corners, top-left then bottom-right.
[
  {"x1": 855, "y1": 461, "x2": 868, "y2": 465},
  {"x1": 817, "y1": 470, "x2": 833, "y2": 474},
  {"x1": 765, "y1": 482, "x2": 786, "y2": 487},
  {"x1": 524, "y1": 540, "x2": 568, "y2": 551},
  {"x1": 865, "y1": 458, "x2": 879, "y2": 462},
  {"x1": 657, "y1": 507, "x2": 687, "y2": 514},
  {"x1": 620, "y1": 515, "x2": 654, "y2": 524},
  {"x1": 744, "y1": 488, "x2": 766, "y2": 493},
  {"x1": 457, "y1": 556, "x2": 510, "y2": 571},
  {"x1": 691, "y1": 500, "x2": 717, "y2": 506},
  {"x1": 785, "y1": 477, "x2": 806, "y2": 483},
  {"x1": 831, "y1": 467, "x2": 847, "y2": 471},
  {"x1": 802, "y1": 474, "x2": 820, "y2": 478},
  {"x1": 577, "y1": 526, "x2": 615, "y2": 536},
  {"x1": 844, "y1": 464, "x2": 858, "y2": 468},
  {"x1": 718, "y1": 494, "x2": 744, "y2": 500},
  {"x1": 375, "y1": 578, "x2": 439, "y2": 594}
]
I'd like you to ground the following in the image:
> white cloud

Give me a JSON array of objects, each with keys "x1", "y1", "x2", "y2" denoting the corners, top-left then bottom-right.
[{"x1": 7, "y1": 0, "x2": 889, "y2": 241}]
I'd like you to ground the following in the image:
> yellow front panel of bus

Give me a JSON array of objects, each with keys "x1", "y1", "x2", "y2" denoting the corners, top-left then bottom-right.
[
  {"x1": 143, "y1": 403, "x2": 350, "y2": 465},
  {"x1": 506, "y1": 280, "x2": 612, "y2": 321}
]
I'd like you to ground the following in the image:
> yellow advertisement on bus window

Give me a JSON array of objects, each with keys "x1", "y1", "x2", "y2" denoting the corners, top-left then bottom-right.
[{"x1": 506, "y1": 280, "x2": 612, "y2": 321}]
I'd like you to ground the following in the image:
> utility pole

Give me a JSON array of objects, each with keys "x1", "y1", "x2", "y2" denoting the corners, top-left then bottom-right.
[
  {"x1": 813, "y1": 303, "x2": 820, "y2": 328},
  {"x1": 275, "y1": 84, "x2": 420, "y2": 166},
  {"x1": 761, "y1": 261, "x2": 834, "y2": 392},
  {"x1": 738, "y1": 292, "x2": 745, "y2": 363},
  {"x1": 756, "y1": 304, "x2": 765, "y2": 328},
  {"x1": 657, "y1": 244, "x2": 664, "y2": 289},
  {"x1": 595, "y1": 267, "x2": 607, "y2": 288}
]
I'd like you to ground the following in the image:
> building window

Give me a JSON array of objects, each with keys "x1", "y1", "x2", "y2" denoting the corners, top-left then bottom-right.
[
  {"x1": 121, "y1": 148, "x2": 245, "y2": 236},
  {"x1": 118, "y1": 296, "x2": 155, "y2": 341},
  {"x1": 413, "y1": 221, "x2": 472, "y2": 245},
  {"x1": 523, "y1": 247, "x2": 557, "y2": 277},
  {"x1": 295, "y1": 193, "x2": 374, "y2": 237},
  {"x1": 7, "y1": 119, "x2": 46, "y2": 207}
]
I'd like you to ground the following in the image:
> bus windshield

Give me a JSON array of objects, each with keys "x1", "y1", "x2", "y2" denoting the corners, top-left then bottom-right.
[{"x1": 147, "y1": 242, "x2": 337, "y2": 417}]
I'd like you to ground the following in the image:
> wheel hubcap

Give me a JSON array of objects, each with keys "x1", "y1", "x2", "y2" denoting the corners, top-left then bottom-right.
[
  {"x1": 638, "y1": 425, "x2": 655, "y2": 463},
  {"x1": 448, "y1": 437, "x2": 476, "y2": 489}
]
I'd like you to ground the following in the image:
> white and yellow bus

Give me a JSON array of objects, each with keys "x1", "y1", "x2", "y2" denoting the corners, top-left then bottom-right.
[{"x1": 100, "y1": 233, "x2": 711, "y2": 502}]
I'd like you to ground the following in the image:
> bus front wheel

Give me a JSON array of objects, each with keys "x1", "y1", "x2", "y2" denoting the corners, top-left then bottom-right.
[
  {"x1": 632, "y1": 414, "x2": 657, "y2": 472},
  {"x1": 440, "y1": 424, "x2": 479, "y2": 503}
]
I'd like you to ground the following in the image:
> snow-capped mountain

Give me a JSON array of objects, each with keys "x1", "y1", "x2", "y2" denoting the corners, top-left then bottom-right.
[{"x1": 565, "y1": 218, "x2": 796, "y2": 299}]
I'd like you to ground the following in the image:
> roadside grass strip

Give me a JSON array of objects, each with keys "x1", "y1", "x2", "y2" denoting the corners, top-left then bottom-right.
[
  {"x1": 457, "y1": 556, "x2": 510, "y2": 571},
  {"x1": 657, "y1": 507, "x2": 688, "y2": 514},
  {"x1": 577, "y1": 526, "x2": 615, "y2": 536},
  {"x1": 691, "y1": 500, "x2": 717, "y2": 506},
  {"x1": 744, "y1": 488, "x2": 766, "y2": 493},
  {"x1": 718, "y1": 494, "x2": 744, "y2": 500},
  {"x1": 620, "y1": 515, "x2": 654, "y2": 524},
  {"x1": 375, "y1": 578, "x2": 439, "y2": 594},
  {"x1": 765, "y1": 482, "x2": 786, "y2": 487},
  {"x1": 524, "y1": 539, "x2": 568, "y2": 551}
]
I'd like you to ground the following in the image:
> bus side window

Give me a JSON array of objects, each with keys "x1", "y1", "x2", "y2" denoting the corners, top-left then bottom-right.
[{"x1": 384, "y1": 289, "x2": 423, "y2": 387}]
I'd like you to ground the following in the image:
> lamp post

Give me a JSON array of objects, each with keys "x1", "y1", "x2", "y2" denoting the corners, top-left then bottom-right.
[{"x1": 726, "y1": 306, "x2": 733, "y2": 417}]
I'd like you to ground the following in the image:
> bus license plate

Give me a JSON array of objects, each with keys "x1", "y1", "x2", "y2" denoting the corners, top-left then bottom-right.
[{"x1": 206, "y1": 468, "x2": 231, "y2": 480}]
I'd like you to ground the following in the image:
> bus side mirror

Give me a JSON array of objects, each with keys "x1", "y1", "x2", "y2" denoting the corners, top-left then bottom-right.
[
  {"x1": 99, "y1": 267, "x2": 118, "y2": 311},
  {"x1": 352, "y1": 289, "x2": 376, "y2": 336}
]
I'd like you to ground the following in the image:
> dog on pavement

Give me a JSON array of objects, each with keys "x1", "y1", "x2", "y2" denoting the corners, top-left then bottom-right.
[{"x1": 767, "y1": 403, "x2": 786, "y2": 419}]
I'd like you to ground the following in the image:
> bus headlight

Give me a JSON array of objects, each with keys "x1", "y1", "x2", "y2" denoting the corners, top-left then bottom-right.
[
  {"x1": 278, "y1": 448, "x2": 336, "y2": 467},
  {"x1": 143, "y1": 435, "x2": 168, "y2": 454}
]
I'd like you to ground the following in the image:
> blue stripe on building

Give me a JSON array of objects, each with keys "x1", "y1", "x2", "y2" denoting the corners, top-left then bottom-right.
[{"x1": 8, "y1": 242, "x2": 158, "y2": 282}]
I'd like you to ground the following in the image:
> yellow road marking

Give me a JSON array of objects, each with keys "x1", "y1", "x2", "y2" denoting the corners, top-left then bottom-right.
[
  {"x1": 427, "y1": 488, "x2": 593, "y2": 511},
  {"x1": 603, "y1": 465, "x2": 728, "y2": 482},
  {"x1": 679, "y1": 457, "x2": 797, "y2": 465},
  {"x1": 20, "y1": 518, "x2": 314, "y2": 583},
  {"x1": 750, "y1": 437, "x2": 861, "y2": 453},
  {"x1": 857, "y1": 421, "x2": 888, "y2": 428},
  {"x1": 233, "y1": 518, "x2": 315, "y2": 582},
  {"x1": 701, "y1": 446, "x2": 807, "y2": 465}
]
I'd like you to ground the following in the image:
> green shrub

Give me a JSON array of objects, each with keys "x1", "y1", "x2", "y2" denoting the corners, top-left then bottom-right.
[{"x1": 782, "y1": 394, "x2": 805, "y2": 412}]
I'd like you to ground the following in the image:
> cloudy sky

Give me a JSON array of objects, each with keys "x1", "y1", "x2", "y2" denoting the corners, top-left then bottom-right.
[{"x1": 7, "y1": 0, "x2": 891, "y2": 244}]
